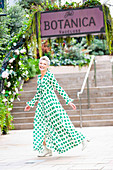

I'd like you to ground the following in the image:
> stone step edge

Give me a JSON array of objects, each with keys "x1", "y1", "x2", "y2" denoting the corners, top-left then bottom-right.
[
  {"x1": 72, "y1": 119, "x2": 113, "y2": 123},
  {"x1": 13, "y1": 119, "x2": 113, "y2": 125},
  {"x1": 13, "y1": 113, "x2": 113, "y2": 120},
  {"x1": 13, "y1": 96, "x2": 113, "y2": 101},
  {"x1": 13, "y1": 97, "x2": 113, "y2": 105},
  {"x1": 19, "y1": 86, "x2": 113, "y2": 93},
  {"x1": 11, "y1": 107, "x2": 113, "y2": 114},
  {"x1": 11, "y1": 101, "x2": 113, "y2": 109}
]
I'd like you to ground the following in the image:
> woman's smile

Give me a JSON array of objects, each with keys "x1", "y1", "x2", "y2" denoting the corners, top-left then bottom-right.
[{"x1": 39, "y1": 60, "x2": 48, "y2": 71}]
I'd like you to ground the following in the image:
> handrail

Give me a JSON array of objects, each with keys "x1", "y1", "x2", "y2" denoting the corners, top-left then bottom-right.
[
  {"x1": 77, "y1": 55, "x2": 96, "y2": 128},
  {"x1": 77, "y1": 55, "x2": 95, "y2": 99}
]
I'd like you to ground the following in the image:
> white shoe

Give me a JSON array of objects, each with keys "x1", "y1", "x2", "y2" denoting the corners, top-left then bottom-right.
[
  {"x1": 38, "y1": 146, "x2": 52, "y2": 157},
  {"x1": 82, "y1": 139, "x2": 88, "y2": 151}
]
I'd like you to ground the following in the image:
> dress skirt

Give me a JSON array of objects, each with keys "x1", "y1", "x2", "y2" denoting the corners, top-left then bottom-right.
[{"x1": 27, "y1": 71, "x2": 85, "y2": 153}]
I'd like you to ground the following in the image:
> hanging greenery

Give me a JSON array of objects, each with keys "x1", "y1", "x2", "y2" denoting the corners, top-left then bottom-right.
[
  {"x1": 37, "y1": 11, "x2": 42, "y2": 57},
  {"x1": 102, "y1": 5, "x2": 113, "y2": 55}
]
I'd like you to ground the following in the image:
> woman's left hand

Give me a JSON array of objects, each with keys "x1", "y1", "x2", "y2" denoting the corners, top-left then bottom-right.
[{"x1": 68, "y1": 102, "x2": 76, "y2": 110}]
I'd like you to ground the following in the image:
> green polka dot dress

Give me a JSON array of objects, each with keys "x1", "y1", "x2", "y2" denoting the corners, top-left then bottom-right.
[{"x1": 27, "y1": 71, "x2": 85, "y2": 154}]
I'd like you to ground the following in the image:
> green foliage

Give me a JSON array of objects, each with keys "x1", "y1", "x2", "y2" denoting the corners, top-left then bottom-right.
[
  {"x1": 0, "y1": 3, "x2": 28, "y2": 60},
  {"x1": 81, "y1": 0, "x2": 101, "y2": 8},
  {"x1": 88, "y1": 38, "x2": 109, "y2": 55},
  {"x1": 51, "y1": 38, "x2": 91, "y2": 67},
  {"x1": 19, "y1": 0, "x2": 42, "y2": 9},
  {"x1": 7, "y1": 4, "x2": 27, "y2": 36},
  {"x1": 22, "y1": 58, "x2": 40, "y2": 78},
  {"x1": 0, "y1": 15, "x2": 10, "y2": 58},
  {"x1": 50, "y1": 37, "x2": 110, "y2": 66},
  {"x1": 102, "y1": 5, "x2": 113, "y2": 55},
  {"x1": 0, "y1": 95, "x2": 14, "y2": 134}
]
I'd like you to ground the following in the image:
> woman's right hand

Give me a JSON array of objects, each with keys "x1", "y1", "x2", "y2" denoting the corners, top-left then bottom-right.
[{"x1": 24, "y1": 105, "x2": 31, "y2": 111}]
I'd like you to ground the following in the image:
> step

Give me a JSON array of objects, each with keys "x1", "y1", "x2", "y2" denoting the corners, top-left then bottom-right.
[
  {"x1": 67, "y1": 108, "x2": 113, "y2": 115},
  {"x1": 13, "y1": 96, "x2": 113, "y2": 106},
  {"x1": 19, "y1": 86, "x2": 113, "y2": 98},
  {"x1": 13, "y1": 117, "x2": 34, "y2": 124},
  {"x1": 11, "y1": 101, "x2": 113, "y2": 112},
  {"x1": 14, "y1": 123, "x2": 33, "y2": 130},
  {"x1": 11, "y1": 107, "x2": 113, "y2": 119},
  {"x1": 11, "y1": 111, "x2": 35, "y2": 118},
  {"x1": 69, "y1": 113, "x2": 113, "y2": 121},
  {"x1": 22, "y1": 70, "x2": 113, "y2": 90},
  {"x1": 13, "y1": 119, "x2": 113, "y2": 130},
  {"x1": 95, "y1": 55, "x2": 112, "y2": 61},
  {"x1": 49, "y1": 65, "x2": 88, "y2": 74},
  {"x1": 81, "y1": 113, "x2": 113, "y2": 120},
  {"x1": 13, "y1": 113, "x2": 113, "y2": 124},
  {"x1": 74, "y1": 119, "x2": 113, "y2": 127}
]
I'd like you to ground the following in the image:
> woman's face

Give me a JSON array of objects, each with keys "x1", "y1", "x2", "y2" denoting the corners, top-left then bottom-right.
[{"x1": 39, "y1": 60, "x2": 49, "y2": 71}]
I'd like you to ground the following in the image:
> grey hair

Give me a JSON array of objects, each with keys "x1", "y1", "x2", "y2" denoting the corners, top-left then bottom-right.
[{"x1": 39, "y1": 56, "x2": 50, "y2": 66}]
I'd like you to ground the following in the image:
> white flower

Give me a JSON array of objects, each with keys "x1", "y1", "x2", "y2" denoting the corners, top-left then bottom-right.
[
  {"x1": 2, "y1": 71, "x2": 9, "y2": 79},
  {"x1": 2, "y1": 90, "x2": 5, "y2": 94},
  {"x1": 13, "y1": 43, "x2": 16, "y2": 46},
  {"x1": 20, "y1": 48, "x2": 26, "y2": 54},
  {"x1": 19, "y1": 77, "x2": 21, "y2": 81},
  {"x1": 26, "y1": 71, "x2": 28, "y2": 74},
  {"x1": 9, "y1": 58, "x2": 15, "y2": 63},
  {"x1": 17, "y1": 97, "x2": 20, "y2": 101},
  {"x1": 11, "y1": 66, "x2": 13, "y2": 68},
  {"x1": 7, "y1": 82, "x2": 11, "y2": 87},
  {"x1": 20, "y1": 85, "x2": 23, "y2": 89},
  {"x1": 15, "y1": 88, "x2": 18, "y2": 94},
  {"x1": 15, "y1": 49, "x2": 19, "y2": 55},
  {"x1": 18, "y1": 61, "x2": 22, "y2": 65},
  {"x1": 26, "y1": 14, "x2": 29, "y2": 18},
  {"x1": 8, "y1": 108, "x2": 12, "y2": 111},
  {"x1": 10, "y1": 98, "x2": 14, "y2": 102},
  {"x1": 10, "y1": 70, "x2": 13, "y2": 74},
  {"x1": 14, "y1": 72, "x2": 17, "y2": 76},
  {"x1": 23, "y1": 35, "x2": 25, "y2": 38},
  {"x1": 2, "y1": 98, "x2": 8, "y2": 102},
  {"x1": 9, "y1": 91, "x2": 11, "y2": 95}
]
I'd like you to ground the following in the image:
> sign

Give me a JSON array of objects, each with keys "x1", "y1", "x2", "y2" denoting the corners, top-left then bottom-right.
[
  {"x1": 40, "y1": 6, "x2": 105, "y2": 38},
  {"x1": 0, "y1": 0, "x2": 4, "y2": 9}
]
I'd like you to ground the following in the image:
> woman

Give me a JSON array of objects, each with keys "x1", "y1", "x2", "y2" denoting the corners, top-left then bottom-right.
[{"x1": 24, "y1": 56, "x2": 87, "y2": 157}]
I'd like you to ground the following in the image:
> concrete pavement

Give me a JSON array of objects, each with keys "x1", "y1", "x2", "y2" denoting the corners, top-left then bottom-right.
[{"x1": 0, "y1": 126, "x2": 113, "y2": 170}]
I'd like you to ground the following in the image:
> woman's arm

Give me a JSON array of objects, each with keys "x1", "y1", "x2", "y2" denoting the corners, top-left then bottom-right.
[
  {"x1": 25, "y1": 86, "x2": 40, "y2": 110},
  {"x1": 50, "y1": 73, "x2": 75, "y2": 106}
]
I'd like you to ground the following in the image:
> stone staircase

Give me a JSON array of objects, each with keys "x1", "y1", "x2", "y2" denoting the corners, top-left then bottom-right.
[{"x1": 11, "y1": 55, "x2": 113, "y2": 129}]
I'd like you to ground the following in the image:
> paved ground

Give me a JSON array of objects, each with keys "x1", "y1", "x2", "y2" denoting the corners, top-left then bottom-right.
[{"x1": 0, "y1": 126, "x2": 113, "y2": 170}]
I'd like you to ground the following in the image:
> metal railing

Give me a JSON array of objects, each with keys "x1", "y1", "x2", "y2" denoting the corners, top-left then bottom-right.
[{"x1": 77, "y1": 55, "x2": 97, "y2": 128}]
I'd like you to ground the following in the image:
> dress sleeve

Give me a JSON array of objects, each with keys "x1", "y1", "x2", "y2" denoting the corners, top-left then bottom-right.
[
  {"x1": 26, "y1": 86, "x2": 40, "y2": 108},
  {"x1": 50, "y1": 73, "x2": 74, "y2": 105}
]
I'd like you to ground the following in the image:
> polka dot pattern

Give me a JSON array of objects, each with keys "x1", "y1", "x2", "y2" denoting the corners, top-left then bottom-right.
[{"x1": 27, "y1": 71, "x2": 85, "y2": 153}]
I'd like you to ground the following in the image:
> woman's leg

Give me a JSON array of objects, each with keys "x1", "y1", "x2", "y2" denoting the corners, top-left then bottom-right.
[{"x1": 43, "y1": 136, "x2": 46, "y2": 146}]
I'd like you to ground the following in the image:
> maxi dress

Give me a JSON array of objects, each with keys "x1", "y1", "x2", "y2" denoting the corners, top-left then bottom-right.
[{"x1": 27, "y1": 71, "x2": 85, "y2": 154}]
